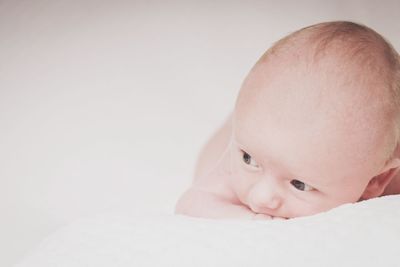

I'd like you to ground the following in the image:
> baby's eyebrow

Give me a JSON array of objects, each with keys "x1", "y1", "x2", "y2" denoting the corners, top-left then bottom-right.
[
  {"x1": 231, "y1": 138, "x2": 249, "y2": 152},
  {"x1": 233, "y1": 137, "x2": 274, "y2": 163},
  {"x1": 233, "y1": 138, "x2": 323, "y2": 185}
]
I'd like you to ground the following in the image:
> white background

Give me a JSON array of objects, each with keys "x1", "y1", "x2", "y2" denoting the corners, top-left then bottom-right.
[{"x1": 1, "y1": 0, "x2": 399, "y2": 266}]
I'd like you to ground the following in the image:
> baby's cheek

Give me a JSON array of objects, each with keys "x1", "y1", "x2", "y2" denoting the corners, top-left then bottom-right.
[
  {"x1": 296, "y1": 200, "x2": 340, "y2": 217},
  {"x1": 280, "y1": 195, "x2": 321, "y2": 218}
]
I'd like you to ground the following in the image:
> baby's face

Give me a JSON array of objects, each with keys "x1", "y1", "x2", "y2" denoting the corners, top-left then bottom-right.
[{"x1": 229, "y1": 52, "x2": 393, "y2": 218}]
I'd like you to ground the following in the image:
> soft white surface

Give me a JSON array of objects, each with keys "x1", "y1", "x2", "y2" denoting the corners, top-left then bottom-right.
[
  {"x1": 2, "y1": 0, "x2": 400, "y2": 266},
  {"x1": 16, "y1": 196, "x2": 400, "y2": 267}
]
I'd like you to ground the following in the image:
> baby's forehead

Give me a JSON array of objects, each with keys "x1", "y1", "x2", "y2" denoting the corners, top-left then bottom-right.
[
  {"x1": 233, "y1": 88, "x2": 392, "y2": 185},
  {"x1": 233, "y1": 46, "x2": 394, "y2": 172},
  {"x1": 238, "y1": 54, "x2": 383, "y2": 123},
  {"x1": 237, "y1": 28, "x2": 393, "y2": 126}
]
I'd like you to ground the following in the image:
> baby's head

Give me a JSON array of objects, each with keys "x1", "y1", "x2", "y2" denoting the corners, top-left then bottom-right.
[{"x1": 230, "y1": 21, "x2": 400, "y2": 218}]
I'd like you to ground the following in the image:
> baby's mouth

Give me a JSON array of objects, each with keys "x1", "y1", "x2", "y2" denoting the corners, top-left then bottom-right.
[
  {"x1": 247, "y1": 203, "x2": 288, "y2": 220},
  {"x1": 248, "y1": 203, "x2": 273, "y2": 216}
]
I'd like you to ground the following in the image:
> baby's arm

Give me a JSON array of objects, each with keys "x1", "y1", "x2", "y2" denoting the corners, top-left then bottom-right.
[
  {"x1": 175, "y1": 114, "x2": 272, "y2": 220},
  {"x1": 193, "y1": 113, "x2": 234, "y2": 181},
  {"x1": 175, "y1": 187, "x2": 269, "y2": 220}
]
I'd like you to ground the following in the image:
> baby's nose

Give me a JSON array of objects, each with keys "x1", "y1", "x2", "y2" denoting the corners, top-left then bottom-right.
[{"x1": 248, "y1": 179, "x2": 282, "y2": 211}]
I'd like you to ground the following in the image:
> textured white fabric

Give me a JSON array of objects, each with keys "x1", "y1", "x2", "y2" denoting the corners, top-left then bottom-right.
[{"x1": 16, "y1": 195, "x2": 400, "y2": 267}]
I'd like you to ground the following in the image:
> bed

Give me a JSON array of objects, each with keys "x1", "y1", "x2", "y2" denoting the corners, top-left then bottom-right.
[{"x1": 16, "y1": 195, "x2": 400, "y2": 267}]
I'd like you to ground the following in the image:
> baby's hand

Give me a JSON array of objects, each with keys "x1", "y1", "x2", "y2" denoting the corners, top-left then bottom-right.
[{"x1": 252, "y1": 213, "x2": 273, "y2": 220}]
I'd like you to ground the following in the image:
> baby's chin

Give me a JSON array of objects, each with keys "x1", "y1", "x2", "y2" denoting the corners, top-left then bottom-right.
[
  {"x1": 253, "y1": 213, "x2": 288, "y2": 220},
  {"x1": 271, "y1": 216, "x2": 287, "y2": 220}
]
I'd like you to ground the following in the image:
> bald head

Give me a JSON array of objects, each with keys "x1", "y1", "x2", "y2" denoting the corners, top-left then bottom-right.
[{"x1": 234, "y1": 21, "x2": 400, "y2": 164}]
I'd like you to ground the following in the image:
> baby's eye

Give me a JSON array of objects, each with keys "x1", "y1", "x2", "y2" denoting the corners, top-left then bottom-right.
[
  {"x1": 290, "y1": 179, "x2": 314, "y2": 191},
  {"x1": 242, "y1": 151, "x2": 259, "y2": 167}
]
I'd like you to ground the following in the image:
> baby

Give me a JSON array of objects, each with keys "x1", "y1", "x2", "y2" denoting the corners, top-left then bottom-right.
[{"x1": 175, "y1": 21, "x2": 400, "y2": 220}]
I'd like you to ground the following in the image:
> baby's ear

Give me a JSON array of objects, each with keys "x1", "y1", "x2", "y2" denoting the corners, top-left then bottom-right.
[{"x1": 360, "y1": 156, "x2": 400, "y2": 200}]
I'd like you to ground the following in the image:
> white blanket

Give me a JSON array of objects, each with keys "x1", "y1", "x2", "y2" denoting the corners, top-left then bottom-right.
[{"x1": 16, "y1": 196, "x2": 400, "y2": 267}]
